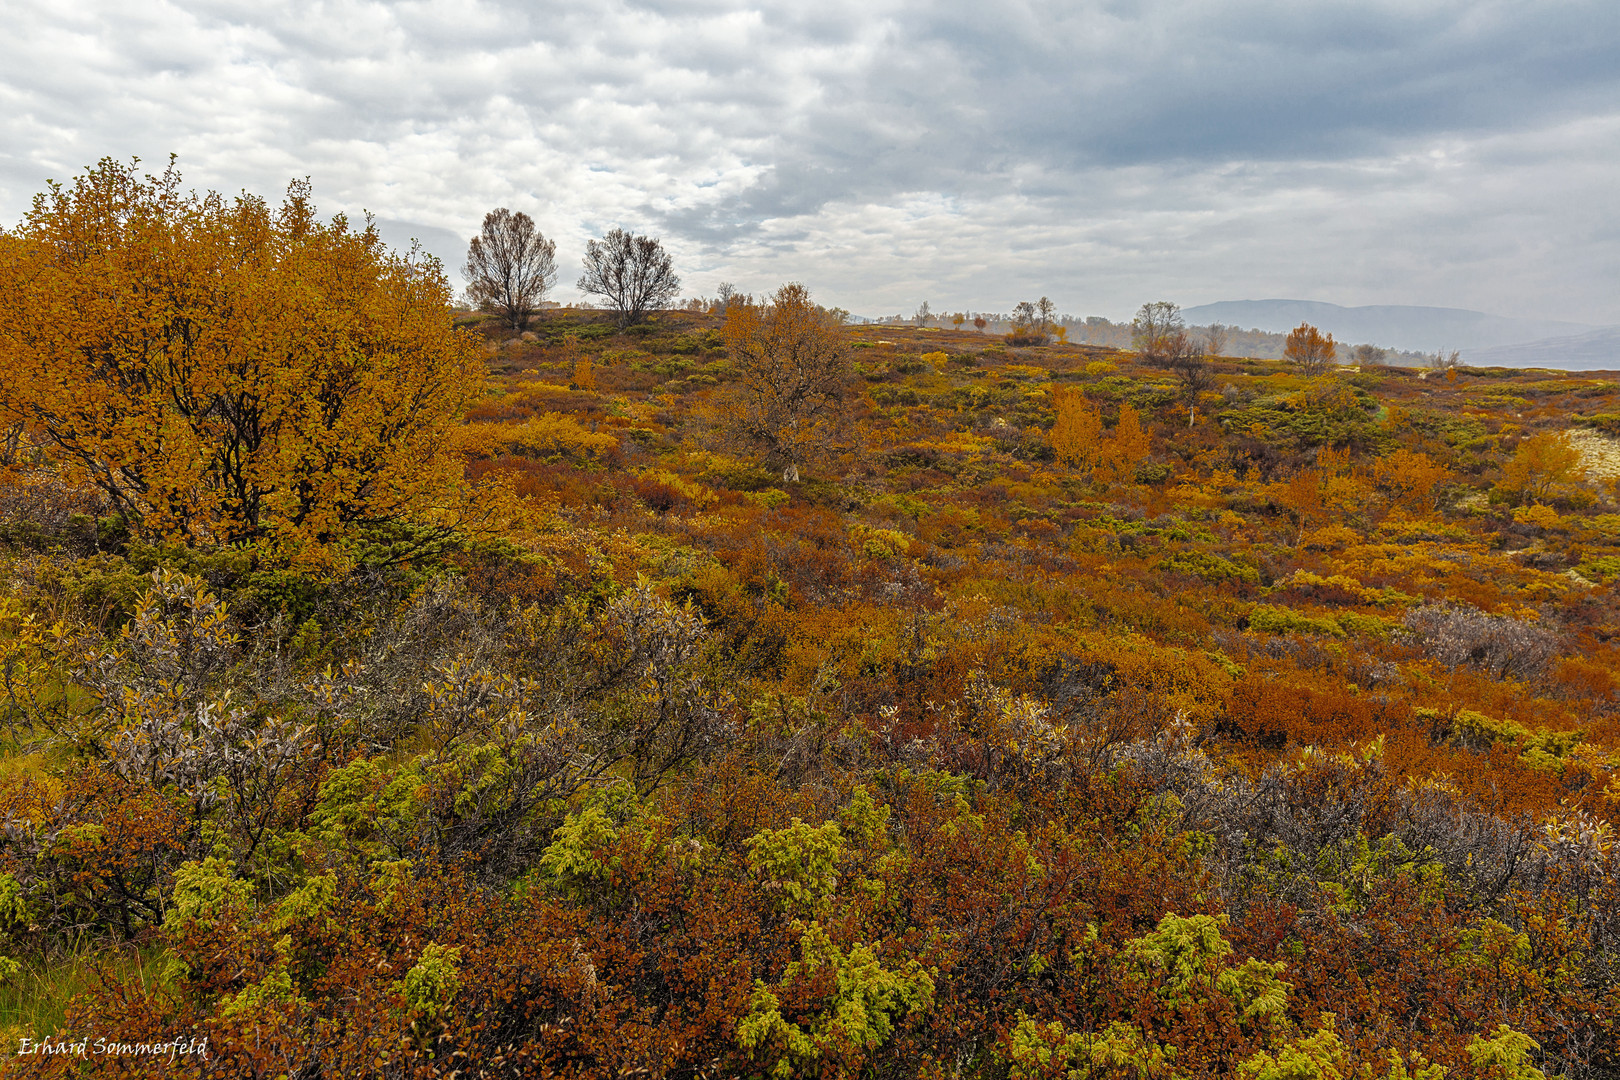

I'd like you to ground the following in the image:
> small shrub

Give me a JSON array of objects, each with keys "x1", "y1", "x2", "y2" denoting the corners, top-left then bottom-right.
[
  {"x1": 1402, "y1": 603, "x2": 1560, "y2": 681},
  {"x1": 1248, "y1": 604, "x2": 1343, "y2": 637},
  {"x1": 1157, "y1": 551, "x2": 1259, "y2": 585}
]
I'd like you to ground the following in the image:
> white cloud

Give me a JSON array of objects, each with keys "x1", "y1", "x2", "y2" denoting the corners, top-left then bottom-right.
[{"x1": 2, "y1": 0, "x2": 1617, "y2": 322}]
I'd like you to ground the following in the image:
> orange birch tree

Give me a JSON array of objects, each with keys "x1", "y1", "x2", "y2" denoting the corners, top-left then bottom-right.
[
  {"x1": 1284, "y1": 323, "x2": 1337, "y2": 373},
  {"x1": 719, "y1": 283, "x2": 852, "y2": 482},
  {"x1": 0, "y1": 158, "x2": 483, "y2": 560}
]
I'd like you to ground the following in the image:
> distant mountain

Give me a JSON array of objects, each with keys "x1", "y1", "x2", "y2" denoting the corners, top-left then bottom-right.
[
  {"x1": 1180, "y1": 299, "x2": 1599, "y2": 354},
  {"x1": 1461, "y1": 327, "x2": 1620, "y2": 372}
]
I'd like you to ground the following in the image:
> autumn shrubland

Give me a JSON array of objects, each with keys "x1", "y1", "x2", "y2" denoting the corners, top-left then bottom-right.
[{"x1": 2, "y1": 166, "x2": 1619, "y2": 1078}]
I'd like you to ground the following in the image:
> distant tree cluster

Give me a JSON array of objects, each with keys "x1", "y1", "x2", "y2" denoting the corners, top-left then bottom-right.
[
  {"x1": 1060, "y1": 315, "x2": 1410, "y2": 365},
  {"x1": 1007, "y1": 298, "x2": 1060, "y2": 345},
  {"x1": 464, "y1": 215, "x2": 681, "y2": 330}
]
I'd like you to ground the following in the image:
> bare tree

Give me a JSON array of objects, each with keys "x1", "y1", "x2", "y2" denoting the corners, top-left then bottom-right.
[
  {"x1": 578, "y1": 228, "x2": 681, "y2": 328},
  {"x1": 464, "y1": 209, "x2": 557, "y2": 330},
  {"x1": 1165, "y1": 332, "x2": 1214, "y2": 425},
  {"x1": 915, "y1": 300, "x2": 932, "y2": 326},
  {"x1": 1132, "y1": 301, "x2": 1184, "y2": 364},
  {"x1": 1352, "y1": 343, "x2": 1386, "y2": 366},
  {"x1": 1203, "y1": 322, "x2": 1228, "y2": 357}
]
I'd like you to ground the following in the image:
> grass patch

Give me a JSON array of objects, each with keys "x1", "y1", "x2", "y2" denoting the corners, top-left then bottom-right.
[{"x1": 0, "y1": 942, "x2": 179, "y2": 1046}]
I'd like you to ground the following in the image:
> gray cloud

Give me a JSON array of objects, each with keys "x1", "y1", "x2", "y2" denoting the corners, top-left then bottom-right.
[{"x1": 2, "y1": 0, "x2": 1617, "y2": 323}]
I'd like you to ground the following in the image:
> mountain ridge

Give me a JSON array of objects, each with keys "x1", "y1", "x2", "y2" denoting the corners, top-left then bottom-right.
[
  {"x1": 1181, "y1": 298, "x2": 1601, "y2": 354},
  {"x1": 1461, "y1": 325, "x2": 1620, "y2": 371}
]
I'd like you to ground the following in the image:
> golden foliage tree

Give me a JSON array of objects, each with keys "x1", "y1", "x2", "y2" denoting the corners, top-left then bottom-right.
[
  {"x1": 719, "y1": 282, "x2": 851, "y2": 481},
  {"x1": 1051, "y1": 391, "x2": 1151, "y2": 483},
  {"x1": 1372, "y1": 448, "x2": 1450, "y2": 515},
  {"x1": 0, "y1": 158, "x2": 483, "y2": 557},
  {"x1": 1284, "y1": 322, "x2": 1338, "y2": 373},
  {"x1": 1050, "y1": 387, "x2": 1104, "y2": 471},
  {"x1": 1104, "y1": 402, "x2": 1152, "y2": 481},
  {"x1": 1273, "y1": 445, "x2": 1371, "y2": 542},
  {"x1": 1498, "y1": 431, "x2": 1581, "y2": 504}
]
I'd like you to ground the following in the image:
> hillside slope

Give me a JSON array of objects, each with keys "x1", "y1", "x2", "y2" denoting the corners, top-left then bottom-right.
[
  {"x1": 4, "y1": 310, "x2": 1620, "y2": 1076},
  {"x1": 1183, "y1": 298, "x2": 1599, "y2": 353},
  {"x1": 1463, "y1": 325, "x2": 1620, "y2": 371}
]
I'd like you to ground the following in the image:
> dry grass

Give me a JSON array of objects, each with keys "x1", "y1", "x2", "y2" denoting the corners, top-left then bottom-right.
[{"x1": 1568, "y1": 429, "x2": 1620, "y2": 479}]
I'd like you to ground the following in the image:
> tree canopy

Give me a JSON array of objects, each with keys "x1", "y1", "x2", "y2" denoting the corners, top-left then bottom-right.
[
  {"x1": 0, "y1": 157, "x2": 483, "y2": 560},
  {"x1": 718, "y1": 282, "x2": 852, "y2": 481},
  {"x1": 1285, "y1": 322, "x2": 1339, "y2": 373},
  {"x1": 577, "y1": 228, "x2": 681, "y2": 328},
  {"x1": 464, "y1": 208, "x2": 557, "y2": 330},
  {"x1": 1132, "y1": 300, "x2": 1184, "y2": 363}
]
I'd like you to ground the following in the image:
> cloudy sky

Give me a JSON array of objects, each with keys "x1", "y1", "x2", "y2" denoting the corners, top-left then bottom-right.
[{"x1": 3, "y1": 0, "x2": 1618, "y2": 323}]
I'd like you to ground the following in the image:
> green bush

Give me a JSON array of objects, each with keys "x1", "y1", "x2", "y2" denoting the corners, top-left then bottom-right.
[
  {"x1": 1337, "y1": 611, "x2": 1396, "y2": 639},
  {"x1": 1157, "y1": 551, "x2": 1259, "y2": 585},
  {"x1": 1248, "y1": 604, "x2": 1343, "y2": 637},
  {"x1": 1577, "y1": 555, "x2": 1620, "y2": 582}
]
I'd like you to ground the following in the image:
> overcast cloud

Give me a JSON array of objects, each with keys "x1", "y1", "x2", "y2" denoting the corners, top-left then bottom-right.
[{"x1": 3, "y1": 0, "x2": 1617, "y2": 322}]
